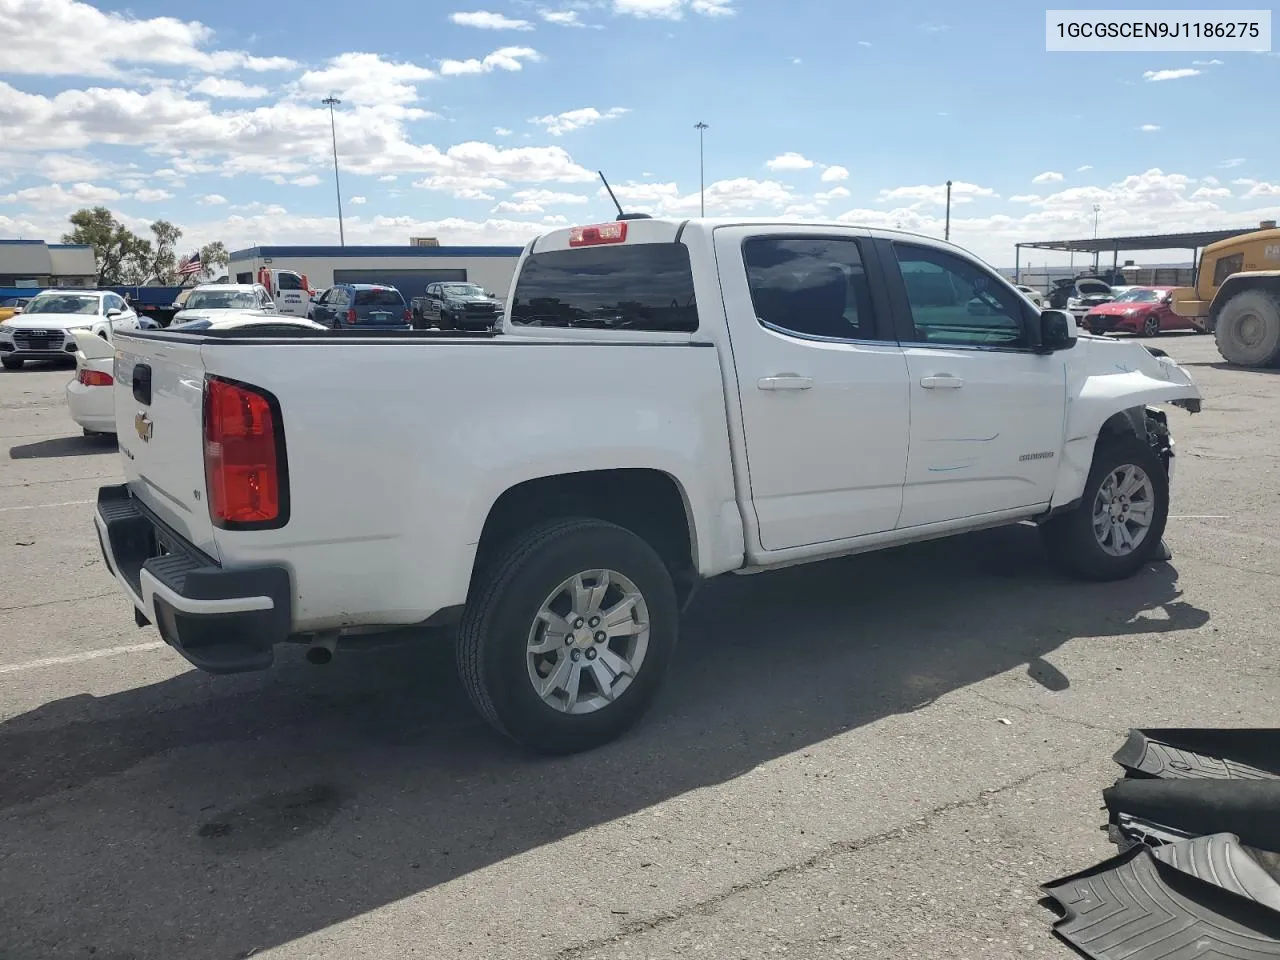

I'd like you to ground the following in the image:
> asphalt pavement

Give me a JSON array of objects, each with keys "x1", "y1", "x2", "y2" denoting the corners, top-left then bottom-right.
[{"x1": 0, "y1": 332, "x2": 1275, "y2": 960}]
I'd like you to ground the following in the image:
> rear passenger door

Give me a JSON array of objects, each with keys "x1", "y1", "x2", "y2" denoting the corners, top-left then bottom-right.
[{"x1": 714, "y1": 227, "x2": 911, "y2": 552}]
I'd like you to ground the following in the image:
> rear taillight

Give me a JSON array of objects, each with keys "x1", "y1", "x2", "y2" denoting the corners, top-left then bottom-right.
[
  {"x1": 569, "y1": 222, "x2": 628, "y2": 247},
  {"x1": 402, "y1": 308, "x2": 411, "y2": 322},
  {"x1": 346, "y1": 308, "x2": 357, "y2": 325},
  {"x1": 77, "y1": 369, "x2": 113, "y2": 386},
  {"x1": 203, "y1": 376, "x2": 288, "y2": 529}
]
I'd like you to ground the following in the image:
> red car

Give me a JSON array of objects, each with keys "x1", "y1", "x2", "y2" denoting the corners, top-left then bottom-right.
[{"x1": 1082, "y1": 286, "x2": 1195, "y2": 336}]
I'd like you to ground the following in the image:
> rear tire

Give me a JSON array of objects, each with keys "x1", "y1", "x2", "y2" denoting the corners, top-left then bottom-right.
[
  {"x1": 1142, "y1": 315, "x2": 1160, "y2": 337},
  {"x1": 456, "y1": 517, "x2": 679, "y2": 755},
  {"x1": 1042, "y1": 434, "x2": 1169, "y2": 582},
  {"x1": 1215, "y1": 290, "x2": 1280, "y2": 367},
  {"x1": 1, "y1": 357, "x2": 22, "y2": 370}
]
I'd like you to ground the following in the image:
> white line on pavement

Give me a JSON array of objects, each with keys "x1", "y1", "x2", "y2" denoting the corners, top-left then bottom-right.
[
  {"x1": 0, "y1": 641, "x2": 165, "y2": 675},
  {"x1": 1170, "y1": 515, "x2": 1231, "y2": 519},
  {"x1": 0, "y1": 499, "x2": 93, "y2": 513}
]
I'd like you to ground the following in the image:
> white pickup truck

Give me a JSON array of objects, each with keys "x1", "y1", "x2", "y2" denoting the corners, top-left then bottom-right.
[{"x1": 94, "y1": 217, "x2": 1202, "y2": 753}]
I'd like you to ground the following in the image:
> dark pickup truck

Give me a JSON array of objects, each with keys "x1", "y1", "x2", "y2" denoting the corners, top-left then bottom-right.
[{"x1": 410, "y1": 282, "x2": 503, "y2": 330}]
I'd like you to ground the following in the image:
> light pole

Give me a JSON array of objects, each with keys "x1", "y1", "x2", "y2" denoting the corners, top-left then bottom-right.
[
  {"x1": 695, "y1": 121, "x2": 709, "y2": 217},
  {"x1": 323, "y1": 95, "x2": 345, "y2": 246},
  {"x1": 1091, "y1": 203, "x2": 1101, "y2": 272},
  {"x1": 944, "y1": 180, "x2": 952, "y2": 241}
]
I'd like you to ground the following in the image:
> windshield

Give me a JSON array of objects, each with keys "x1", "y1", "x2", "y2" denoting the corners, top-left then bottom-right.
[
  {"x1": 184, "y1": 290, "x2": 258, "y2": 310},
  {"x1": 441, "y1": 284, "x2": 487, "y2": 297},
  {"x1": 24, "y1": 294, "x2": 100, "y2": 315},
  {"x1": 1112, "y1": 288, "x2": 1162, "y2": 303}
]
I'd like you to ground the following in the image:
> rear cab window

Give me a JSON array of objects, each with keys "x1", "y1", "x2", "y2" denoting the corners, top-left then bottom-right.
[{"x1": 510, "y1": 242, "x2": 699, "y2": 332}]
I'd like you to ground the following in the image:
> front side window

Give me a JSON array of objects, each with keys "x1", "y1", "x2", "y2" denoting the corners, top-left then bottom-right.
[
  {"x1": 277, "y1": 273, "x2": 303, "y2": 291},
  {"x1": 742, "y1": 236, "x2": 878, "y2": 341},
  {"x1": 892, "y1": 243, "x2": 1027, "y2": 348},
  {"x1": 510, "y1": 243, "x2": 698, "y2": 332},
  {"x1": 1213, "y1": 252, "x2": 1244, "y2": 286}
]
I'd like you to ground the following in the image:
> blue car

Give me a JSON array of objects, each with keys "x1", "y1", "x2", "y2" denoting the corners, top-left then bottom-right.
[{"x1": 307, "y1": 283, "x2": 411, "y2": 330}]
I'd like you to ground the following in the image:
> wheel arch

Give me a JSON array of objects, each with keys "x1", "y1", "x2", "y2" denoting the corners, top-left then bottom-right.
[
  {"x1": 469, "y1": 468, "x2": 701, "y2": 607},
  {"x1": 1207, "y1": 273, "x2": 1280, "y2": 330},
  {"x1": 1049, "y1": 403, "x2": 1173, "y2": 513}
]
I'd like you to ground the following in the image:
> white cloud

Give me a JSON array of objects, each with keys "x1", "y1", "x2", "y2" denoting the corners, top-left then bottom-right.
[
  {"x1": 1032, "y1": 171, "x2": 1064, "y2": 183},
  {"x1": 1233, "y1": 179, "x2": 1280, "y2": 198},
  {"x1": 606, "y1": 177, "x2": 794, "y2": 216},
  {"x1": 1139, "y1": 124, "x2": 1161, "y2": 132},
  {"x1": 1220, "y1": 158, "x2": 1246, "y2": 168},
  {"x1": 296, "y1": 52, "x2": 436, "y2": 106},
  {"x1": 766, "y1": 152, "x2": 815, "y2": 172},
  {"x1": 199, "y1": 193, "x2": 227, "y2": 204},
  {"x1": 440, "y1": 46, "x2": 540, "y2": 75},
  {"x1": 540, "y1": 9, "x2": 585, "y2": 26},
  {"x1": 413, "y1": 173, "x2": 508, "y2": 200},
  {"x1": 529, "y1": 106, "x2": 628, "y2": 135},
  {"x1": 512, "y1": 188, "x2": 589, "y2": 205},
  {"x1": 37, "y1": 154, "x2": 107, "y2": 181},
  {"x1": 492, "y1": 199, "x2": 544, "y2": 214},
  {"x1": 0, "y1": 0, "x2": 297, "y2": 78},
  {"x1": 349, "y1": 196, "x2": 367, "y2": 204},
  {"x1": 291, "y1": 174, "x2": 321, "y2": 186},
  {"x1": 1192, "y1": 58, "x2": 1223, "y2": 65},
  {"x1": 612, "y1": 0, "x2": 733, "y2": 17},
  {"x1": 494, "y1": 126, "x2": 513, "y2": 136},
  {"x1": 919, "y1": 22, "x2": 948, "y2": 32},
  {"x1": 1191, "y1": 186, "x2": 1232, "y2": 200},
  {"x1": 814, "y1": 186, "x2": 850, "y2": 204},
  {"x1": 450, "y1": 11, "x2": 534, "y2": 29},
  {"x1": 877, "y1": 181, "x2": 996, "y2": 205},
  {"x1": 1143, "y1": 67, "x2": 1200, "y2": 82},
  {"x1": 132, "y1": 188, "x2": 172, "y2": 202},
  {"x1": 193, "y1": 77, "x2": 268, "y2": 99},
  {"x1": 378, "y1": 174, "x2": 398, "y2": 182},
  {"x1": 1076, "y1": 164, "x2": 1093, "y2": 172},
  {"x1": 820, "y1": 165, "x2": 849, "y2": 182},
  {"x1": 857, "y1": 40, "x2": 871, "y2": 47},
  {"x1": 0, "y1": 181, "x2": 121, "y2": 208},
  {"x1": 1008, "y1": 194, "x2": 1040, "y2": 203}
]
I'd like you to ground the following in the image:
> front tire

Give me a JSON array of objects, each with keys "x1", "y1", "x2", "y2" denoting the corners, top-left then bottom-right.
[
  {"x1": 1215, "y1": 290, "x2": 1280, "y2": 367},
  {"x1": 1042, "y1": 434, "x2": 1169, "y2": 582},
  {"x1": 1, "y1": 356, "x2": 22, "y2": 370},
  {"x1": 1142, "y1": 315, "x2": 1160, "y2": 337},
  {"x1": 456, "y1": 518, "x2": 679, "y2": 754}
]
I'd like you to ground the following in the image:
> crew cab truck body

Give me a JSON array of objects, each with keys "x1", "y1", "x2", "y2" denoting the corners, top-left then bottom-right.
[{"x1": 95, "y1": 217, "x2": 1202, "y2": 754}]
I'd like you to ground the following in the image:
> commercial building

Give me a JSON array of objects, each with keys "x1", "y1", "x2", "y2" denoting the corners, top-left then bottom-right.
[
  {"x1": 228, "y1": 245, "x2": 526, "y2": 301},
  {"x1": 0, "y1": 240, "x2": 97, "y2": 287}
]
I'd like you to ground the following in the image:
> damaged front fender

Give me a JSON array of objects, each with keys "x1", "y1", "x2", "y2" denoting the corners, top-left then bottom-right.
[{"x1": 1048, "y1": 339, "x2": 1203, "y2": 510}]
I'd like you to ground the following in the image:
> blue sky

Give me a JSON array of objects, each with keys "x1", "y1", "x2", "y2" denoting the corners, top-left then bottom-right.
[{"x1": 0, "y1": 0, "x2": 1276, "y2": 265}]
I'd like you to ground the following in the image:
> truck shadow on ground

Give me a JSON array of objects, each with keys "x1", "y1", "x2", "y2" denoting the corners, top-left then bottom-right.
[
  {"x1": 9, "y1": 434, "x2": 118, "y2": 459},
  {"x1": 0, "y1": 524, "x2": 1208, "y2": 960}
]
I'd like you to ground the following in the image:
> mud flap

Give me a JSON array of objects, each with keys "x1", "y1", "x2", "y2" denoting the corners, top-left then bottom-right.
[{"x1": 1043, "y1": 841, "x2": 1280, "y2": 960}]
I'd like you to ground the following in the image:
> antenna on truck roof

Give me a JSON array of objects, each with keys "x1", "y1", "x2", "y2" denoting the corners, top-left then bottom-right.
[{"x1": 598, "y1": 170, "x2": 652, "y2": 221}]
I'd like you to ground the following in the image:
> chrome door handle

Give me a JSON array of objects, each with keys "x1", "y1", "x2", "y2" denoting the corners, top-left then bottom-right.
[
  {"x1": 920, "y1": 375, "x2": 964, "y2": 389},
  {"x1": 758, "y1": 376, "x2": 814, "y2": 391}
]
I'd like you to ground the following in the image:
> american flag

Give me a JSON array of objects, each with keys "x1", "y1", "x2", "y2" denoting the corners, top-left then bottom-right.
[{"x1": 177, "y1": 251, "x2": 202, "y2": 277}]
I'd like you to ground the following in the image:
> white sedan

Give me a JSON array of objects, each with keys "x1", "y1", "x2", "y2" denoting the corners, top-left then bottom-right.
[
  {"x1": 1015, "y1": 284, "x2": 1046, "y2": 308},
  {"x1": 66, "y1": 314, "x2": 325, "y2": 436},
  {"x1": 1, "y1": 289, "x2": 139, "y2": 370}
]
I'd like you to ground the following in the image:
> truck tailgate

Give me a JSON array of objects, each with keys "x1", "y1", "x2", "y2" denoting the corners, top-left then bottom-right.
[{"x1": 112, "y1": 333, "x2": 219, "y2": 560}]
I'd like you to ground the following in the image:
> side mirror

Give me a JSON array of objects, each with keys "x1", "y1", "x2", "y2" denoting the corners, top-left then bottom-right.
[
  {"x1": 1038, "y1": 309, "x2": 1077, "y2": 353},
  {"x1": 106, "y1": 308, "x2": 123, "y2": 319}
]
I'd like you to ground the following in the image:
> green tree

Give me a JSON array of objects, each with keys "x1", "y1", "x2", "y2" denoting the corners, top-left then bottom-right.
[
  {"x1": 198, "y1": 240, "x2": 230, "y2": 281},
  {"x1": 62, "y1": 207, "x2": 147, "y2": 285},
  {"x1": 133, "y1": 220, "x2": 183, "y2": 285}
]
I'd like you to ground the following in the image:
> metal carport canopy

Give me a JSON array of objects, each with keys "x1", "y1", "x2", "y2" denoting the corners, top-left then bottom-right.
[{"x1": 1014, "y1": 226, "x2": 1262, "y2": 282}]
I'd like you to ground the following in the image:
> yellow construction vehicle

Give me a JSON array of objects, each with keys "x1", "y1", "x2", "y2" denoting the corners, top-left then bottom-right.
[{"x1": 1171, "y1": 224, "x2": 1280, "y2": 366}]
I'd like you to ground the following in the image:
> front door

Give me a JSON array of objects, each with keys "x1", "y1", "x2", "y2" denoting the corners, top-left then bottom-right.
[
  {"x1": 881, "y1": 240, "x2": 1068, "y2": 528},
  {"x1": 714, "y1": 227, "x2": 911, "y2": 552},
  {"x1": 274, "y1": 271, "x2": 309, "y2": 317}
]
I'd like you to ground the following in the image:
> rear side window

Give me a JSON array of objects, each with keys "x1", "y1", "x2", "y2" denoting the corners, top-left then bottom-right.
[
  {"x1": 1213, "y1": 252, "x2": 1244, "y2": 286},
  {"x1": 354, "y1": 289, "x2": 406, "y2": 307},
  {"x1": 510, "y1": 243, "x2": 699, "y2": 332},
  {"x1": 742, "y1": 237, "x2": 878, "y2": 341}
]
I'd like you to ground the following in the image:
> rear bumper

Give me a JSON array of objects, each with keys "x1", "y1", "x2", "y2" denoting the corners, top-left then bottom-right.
[{"x1": 94, "y1": 484, "x2": 292, "y2": 674}]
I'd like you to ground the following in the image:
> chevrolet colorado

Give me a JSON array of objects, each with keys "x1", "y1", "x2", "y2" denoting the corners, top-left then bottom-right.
[{"x1": 94, "y1": 217, "x2": 1202, "y2": 753}]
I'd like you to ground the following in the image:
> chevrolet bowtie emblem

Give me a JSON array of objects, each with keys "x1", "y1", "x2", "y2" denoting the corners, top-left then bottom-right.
[{"x1": 134, "y1": 412, "x2": 153, "y2": 443}]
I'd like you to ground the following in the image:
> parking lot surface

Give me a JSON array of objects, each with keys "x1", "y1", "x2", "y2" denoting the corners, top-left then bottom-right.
[{"x1": 0, "y1": 333, "x2": 1275, "y2": 960}]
